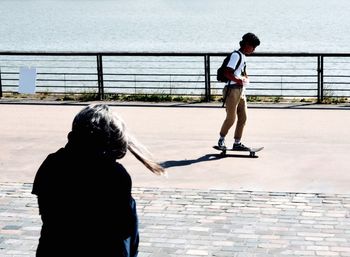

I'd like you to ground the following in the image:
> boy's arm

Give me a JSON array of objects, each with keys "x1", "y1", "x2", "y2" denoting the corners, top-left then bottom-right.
[{"x1": 224, "y1": 67, "x2": 247, "y2": 85}]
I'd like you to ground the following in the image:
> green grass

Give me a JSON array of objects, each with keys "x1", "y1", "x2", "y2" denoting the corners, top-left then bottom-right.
[
  {"x1": 246, "y1": 96, "x2": 283, "y2": 103},
  {"x1": 1, "y1": 92, "x2": 349, "y2": 104},
  {"x1": 321, "y1": 97, "x2": 348, "y2": 104}
]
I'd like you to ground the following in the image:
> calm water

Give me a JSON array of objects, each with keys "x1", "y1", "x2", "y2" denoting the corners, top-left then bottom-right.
[{"x1": 1, "y1": 0, "x2": 350, "y2": 53}]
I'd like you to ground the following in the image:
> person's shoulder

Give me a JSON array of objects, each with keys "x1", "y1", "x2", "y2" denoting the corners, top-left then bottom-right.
[
  {"x1": 110, "y1": 162, "x2": 131, "y2": 179},
  {"x1": 235, "y1": 50, "x2": 245, "y2": 58},
  {"x1": 39, "y1": 148, "x2": 66, "y2": 169},
  {"x1": 228, "y1": 51, "x2": 241, "y2": 61},
  {"x1": 113, "y1": 162, "x2": 128, "y2": 173},
  {"x1": 107, "y1": 162, "x2": 132, "y2": 188},
  {"x1": 32, "y1": 148, "x2": 66, "y2": 195}
]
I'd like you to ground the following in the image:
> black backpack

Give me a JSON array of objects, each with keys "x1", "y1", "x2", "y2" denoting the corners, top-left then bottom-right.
[{"x1": 216, "y1": 51, "x2": 242, "y2": 82}]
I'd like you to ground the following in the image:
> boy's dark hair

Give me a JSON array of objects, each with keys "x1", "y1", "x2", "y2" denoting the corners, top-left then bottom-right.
[{"x1": 240, "y1": 33, "x2": 260, "y2": 48}]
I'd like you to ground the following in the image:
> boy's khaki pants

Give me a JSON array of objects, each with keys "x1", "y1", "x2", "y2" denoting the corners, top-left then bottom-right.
[{"x1": 220, "y1": 87, "x2": 247, "y2": 140}]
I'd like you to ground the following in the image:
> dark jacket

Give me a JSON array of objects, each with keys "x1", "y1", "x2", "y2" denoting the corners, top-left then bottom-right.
[{"x1": 32, "y1": 140, "x2": 139, "y2": 257}]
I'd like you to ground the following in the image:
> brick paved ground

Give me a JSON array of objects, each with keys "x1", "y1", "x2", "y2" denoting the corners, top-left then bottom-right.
[{"x1": 1, "y1": 183, "x2": 350, "y2": 257}]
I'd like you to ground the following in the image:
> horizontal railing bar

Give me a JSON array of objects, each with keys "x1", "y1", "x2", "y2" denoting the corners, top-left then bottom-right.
[
  {"x1": 210, "y1": 74, "x2": 317, "y2": 78},
  {"x1": 2, "y1": 51, "x2": 350, "y2": 57},
  {"x1": 103, "y1": 87, "x2": 205, "y2": 90},
  {"x1": 104, "y1": 73, "x2": 204, "y2": 76},
  {"x1": 0, "y1": 65, "x2": 206, "y2": 70},
  {"x1": 0, "y1": 51, "x2": 220, "y2": 56},
  {"x1": 36, "y1": 79, "x2": 97, "y2": 82},
  {"x1": 0, "y1": 72, "x2": 205, "y2": 76},
  {"x1": 104, "y1": 80, "x2": 205, "y2": 83},
  {"x1": 324, "y1": 75, "x2": 350, "y2": 78},
  {"x1": 0, "y1": 79, "x2": 317, "y2": 84},
  {"x1": 1, "y1": 84, "x2": 319, "y2": 91},
  {"x1": 0, "y1": 72, "x2": 323, "y2": 78},
  {"x1": 248, "y1": 82, "x2": 316, "y2": 84},
  {"x1": 239, "y1": 88, "x2": 317, "y2": 91},
  {"x1": 324, "y1": 82, "x2": 350, "y2": 84}
]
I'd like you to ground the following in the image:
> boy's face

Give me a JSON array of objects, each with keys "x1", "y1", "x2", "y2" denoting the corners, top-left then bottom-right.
[{"x1": 242, "y1": 44, "x2": 256, "y2": 55}]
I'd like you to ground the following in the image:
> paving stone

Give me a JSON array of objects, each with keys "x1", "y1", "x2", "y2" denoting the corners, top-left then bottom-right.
[{"x1": 0, "y1": 183, "x2": 350, "y2": 256}]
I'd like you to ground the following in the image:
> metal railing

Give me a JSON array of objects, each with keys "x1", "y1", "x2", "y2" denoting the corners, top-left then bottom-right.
[{"x1": 1, "y1": 51, "x2": 350, "y2": 102}]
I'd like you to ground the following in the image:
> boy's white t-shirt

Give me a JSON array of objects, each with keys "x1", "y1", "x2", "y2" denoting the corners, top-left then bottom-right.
[{"x1": 226, "y1": 51, "x2": 247, "y2": 85}]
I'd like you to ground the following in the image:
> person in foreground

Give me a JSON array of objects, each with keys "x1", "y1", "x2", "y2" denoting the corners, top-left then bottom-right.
[
  {"x1": 218, "y1": 32, "x2": 260, "y2": 150},
  {"x1": 32, "y1": 104, "x2": 165, "y2": 257}
]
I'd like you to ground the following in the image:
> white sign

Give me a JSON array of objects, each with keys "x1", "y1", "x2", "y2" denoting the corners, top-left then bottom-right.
[{"x1": 18, "y1": 67, "x2": 37, "y2": 94}]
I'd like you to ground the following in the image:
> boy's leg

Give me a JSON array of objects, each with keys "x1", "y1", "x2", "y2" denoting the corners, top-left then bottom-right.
[
  {"x1": 234, "y1": 92, "x2": 247, "y2": 141},
  {"x1": 219, "y1": 88, "x2": 241, "y2": 137}
]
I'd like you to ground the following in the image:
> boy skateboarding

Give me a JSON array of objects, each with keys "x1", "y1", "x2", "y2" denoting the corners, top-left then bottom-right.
[{"x1": 217, "y1": 33, "x2": 260, "y2": 150}]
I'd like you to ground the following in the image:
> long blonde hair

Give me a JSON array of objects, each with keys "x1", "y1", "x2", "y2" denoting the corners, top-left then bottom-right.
[{"x1": 72, "y1": 104, "x2": 165, "y2": 175}]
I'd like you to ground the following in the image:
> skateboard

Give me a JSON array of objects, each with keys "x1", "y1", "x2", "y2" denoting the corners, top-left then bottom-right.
[{"x1": 213, "y1": 145, "x2": 264, "y2": 157}]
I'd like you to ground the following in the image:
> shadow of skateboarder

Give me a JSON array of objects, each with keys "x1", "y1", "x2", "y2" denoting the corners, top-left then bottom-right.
[{"x1": 161, "y1": 153, "x2": 254, "y2": 169}]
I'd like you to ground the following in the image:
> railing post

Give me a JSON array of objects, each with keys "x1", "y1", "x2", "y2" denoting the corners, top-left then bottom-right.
[
  {"x1": 320, "y1": 55, "x2": 324, "y2": 102},
  {"x1": 0, "y1": 67, "x2": 2, "y2": 98},
  {"x1": 317, "y1": 55, "x2": 324, "y2": 103},
  {"x1": 96, "y1": 54, "x2": 104, "y2": 100},
  {"x1": 204, "y1": 54, "x2": 211, "y2": 102}
]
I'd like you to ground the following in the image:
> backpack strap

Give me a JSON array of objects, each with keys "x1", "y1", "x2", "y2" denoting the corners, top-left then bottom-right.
[{"x1": 234, "y1": 51, "x2": 243, "y2": 71}]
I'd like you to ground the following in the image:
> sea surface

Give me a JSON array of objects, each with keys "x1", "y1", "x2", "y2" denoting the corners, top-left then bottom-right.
[{"x1": 1, "y1": 0, "x2": 350, "y2": 53}]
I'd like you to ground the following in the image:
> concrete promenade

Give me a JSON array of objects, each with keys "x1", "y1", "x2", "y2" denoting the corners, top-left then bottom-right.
[{"x1": 0, "y1": 101, "x2": 350, "y2": 256}]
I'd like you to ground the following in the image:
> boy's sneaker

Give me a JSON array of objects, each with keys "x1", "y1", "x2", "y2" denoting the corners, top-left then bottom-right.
[
  {"x1": 218, "y1": 138, "x2": 226, "y2": 149},
  {"x1": 232, "y1": 142, "x2": 250, "y2": 151}
]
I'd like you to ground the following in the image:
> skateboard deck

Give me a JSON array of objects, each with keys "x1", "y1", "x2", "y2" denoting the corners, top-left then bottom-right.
[{"x1": 213, "y1": 145, "x2": 264, "y2": 157}]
